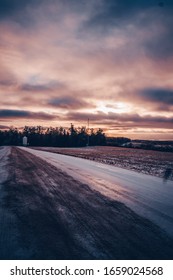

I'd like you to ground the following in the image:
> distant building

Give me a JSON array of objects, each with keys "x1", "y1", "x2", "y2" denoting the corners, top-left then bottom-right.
[{"x1": 23, "y1": 136, "x2": 28, "y2": 146}]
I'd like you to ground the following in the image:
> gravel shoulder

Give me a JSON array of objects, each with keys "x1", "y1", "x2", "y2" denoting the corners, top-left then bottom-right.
[{"x1": 0, "y1": 146, "x2": 173, "y2": 260}]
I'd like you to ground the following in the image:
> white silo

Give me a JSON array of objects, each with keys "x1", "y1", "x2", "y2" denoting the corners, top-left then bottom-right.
[{"x1": 23, "y1": 136, "x2": 28, "y2": 146}]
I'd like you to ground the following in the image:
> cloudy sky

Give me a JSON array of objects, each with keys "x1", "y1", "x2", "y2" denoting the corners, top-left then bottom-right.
[{"x1": 0, "y1": 0, "x2": 173, "y2": 139}]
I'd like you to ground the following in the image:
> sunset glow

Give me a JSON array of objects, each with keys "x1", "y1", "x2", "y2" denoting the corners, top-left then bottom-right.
[{"x1": 0, "y1": 0, "x2": 173, "y2": 139}]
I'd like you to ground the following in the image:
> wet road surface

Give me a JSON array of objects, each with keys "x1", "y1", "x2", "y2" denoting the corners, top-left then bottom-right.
[{"x1": 21, "y1": 147, "x2": 173, "y2": 237}]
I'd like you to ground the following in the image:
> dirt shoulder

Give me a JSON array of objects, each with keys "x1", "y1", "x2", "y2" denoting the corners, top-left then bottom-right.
[{"x1": 1, "y1": 147, "x2": 173, "y2": 260}]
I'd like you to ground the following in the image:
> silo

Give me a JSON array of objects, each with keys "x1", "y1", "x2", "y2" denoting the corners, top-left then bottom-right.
[{"x1": 23, "y1": 136, "x2": 28, "y2": 146}]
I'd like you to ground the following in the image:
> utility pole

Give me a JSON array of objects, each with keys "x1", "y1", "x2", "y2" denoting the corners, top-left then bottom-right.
[{"x1": 87, "y1": 118, "x2": 89, "y2": 146}]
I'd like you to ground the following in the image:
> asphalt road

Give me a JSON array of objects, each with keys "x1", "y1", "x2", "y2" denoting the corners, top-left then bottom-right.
[
  {"x1": 0, "y1": 146, "x2": 173, "y2": 260},
  {"x1": 20, "y1": 147, "x2": 173, "y2": 237}
]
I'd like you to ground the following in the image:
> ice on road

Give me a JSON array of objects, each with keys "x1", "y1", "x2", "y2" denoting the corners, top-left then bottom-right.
[{"x1": 20, "y1": 147, "x2": 173, "y2": 237}]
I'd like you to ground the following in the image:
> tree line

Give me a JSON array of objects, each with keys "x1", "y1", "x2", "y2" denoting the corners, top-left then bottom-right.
[{"x1": 0, "y1": 124, "x2": 106, "y2": 147}]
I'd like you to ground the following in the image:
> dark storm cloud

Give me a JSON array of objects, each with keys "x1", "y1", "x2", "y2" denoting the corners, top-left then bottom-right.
[
  {"x1": 48, "y1": 96, "x2": 91, "y2": 110},
  {"x1": 0, "y1": 0, "x2": 42, "y2": 18},
  {"x1": 2, "y1": 0, "x2": 170, "y2": 23},
  {"x1": 84, "y1": 0, "x2": 173, "y2": 59},
  {"x1": 0, "y1": 0, "x2": 87, "y2": 19},
  {"x1": 139, "y1": 88, "x2": 173, "y2": 105},
  {"x1": 88, "y1": 1, "x2": 173, "y2": 26},
  {"x1": 0, "y1": 109, "x2": 56, "y2": 120},
  {"x1": 85, "y1": 0, "x2": 159, "y2": 28},
  {"x1": 20, "y1": 84, "x2": 51, "y2": 92},
  {"x1": 145, "y1": 28, "x2": 173, "y2": 60},
  {"x1": 65, "y1": 111, "x2": 173, "y2": 129}
]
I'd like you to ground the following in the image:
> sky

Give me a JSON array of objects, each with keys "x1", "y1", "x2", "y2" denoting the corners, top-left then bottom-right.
[{"x1": 0, "y1": 0, "x2": 173, "y2": 140}]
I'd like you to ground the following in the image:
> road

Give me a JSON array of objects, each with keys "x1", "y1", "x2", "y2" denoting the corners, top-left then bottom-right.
[
  {"x1": 20, "y1": 147, "x2": 173, "y2": 237},
  {"x1": 0, "y1": 146, "x2": 173, "y2": 260}
]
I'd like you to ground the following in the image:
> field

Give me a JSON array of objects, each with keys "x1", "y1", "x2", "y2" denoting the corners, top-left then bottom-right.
[
  {"x1": 0, "y1": 146, "x2": 173, "y2": 260},
  {"x1": 31, "y1": 146, "x2": 173, "y2": 180}
]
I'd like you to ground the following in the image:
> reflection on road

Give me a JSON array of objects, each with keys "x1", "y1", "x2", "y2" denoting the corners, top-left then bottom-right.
[{"x1": 20, "y1": 147, "x2": 173, "y2": 237}]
